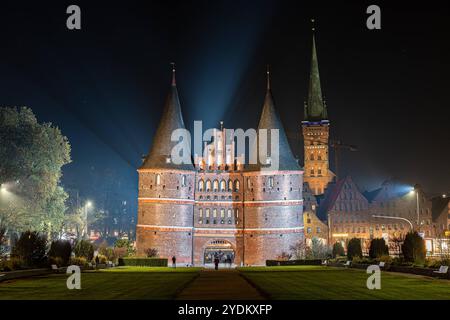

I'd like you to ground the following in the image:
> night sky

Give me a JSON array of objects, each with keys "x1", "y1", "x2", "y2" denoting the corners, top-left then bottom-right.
[{"x1": 1, "y1": 1, "x2": 449, "y2": 214}]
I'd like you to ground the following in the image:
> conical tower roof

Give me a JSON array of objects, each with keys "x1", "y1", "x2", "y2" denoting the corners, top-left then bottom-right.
[
  {"x1": 246, "y1": 68, "x2": 300, "y2": 171},
  {"x1": 305, "y1": 35, "x2": 328, "y2": 121},
  {"x1": 140, "y1": 65, "x2": 194, "y2": 171}
]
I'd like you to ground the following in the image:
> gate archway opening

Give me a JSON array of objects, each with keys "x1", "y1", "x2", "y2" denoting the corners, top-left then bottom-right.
[{"x1": 203, "y1": 240, "x2": 235, "y2": 266}]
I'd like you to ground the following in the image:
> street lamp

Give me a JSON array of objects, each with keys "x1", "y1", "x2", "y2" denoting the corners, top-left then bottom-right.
[
  {"x1": 0, "y1": 184, "x2": 7, "y2": 194},
  {"x1": 83, "y1": 200, "x2": 93, "y2": 238}
]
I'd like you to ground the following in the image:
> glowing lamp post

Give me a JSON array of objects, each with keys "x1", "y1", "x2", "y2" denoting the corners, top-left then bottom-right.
[{"x1": 83, "y1": 200, "x2": 93, "y2": 238}]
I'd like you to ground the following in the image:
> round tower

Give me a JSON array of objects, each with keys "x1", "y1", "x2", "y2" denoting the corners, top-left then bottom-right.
[
  {"x1": 243, "y1": 68, "x2": 304, "y2": 265},
  {"x1": 137, "y1": 66, "x2": 195, "y2": 264}
]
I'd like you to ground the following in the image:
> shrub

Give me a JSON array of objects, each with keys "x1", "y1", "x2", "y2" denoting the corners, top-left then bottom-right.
[
  {"x1": 266, "y1": 259, "x2": 323, "y2": 266},
  {"x1": 48, "y1": 240, "x2": 72, "y2": 266},
  {"x1": 12, "y1": 231, "x2": 47, "y2": 268},
  {"x1": 276, "y1": 251, "x2": 292, "y2": 261},
  {"x1": 48, "y1": 256, "x2": 64, "y2": 267},
  {"x1": 70, "y1": 256, "x2": 88, "y2": 267},
  {"x1": 379, "y1": 255, "x2": 393, "y2": 264},
  {"x1": 351, "y1": 256, "x2": 373, "y2": 264},
  {"x1": 114, "y1": 239, "x2": 135, "y2": 257},
  {"x1": 1, "y1": 257, "x2": 25, "y2": 271},
  {"x1": 402, "y1": 231, "x2": 426, "y2": 264},
  {"x1": 96, "y1": 254, "x2": 107, "y2": 264},
  {"x1": 118, "y1": 257, "x2": 168, "y2": 267},
  {"x1": 347, "y1": 238, "x2": 362, "y2": 261},
  {"x1": 369, "y1": 238, "x2": 389, "y2": 259},
  {"x1": 98, "y1": 241, "x2": 117, "y2": 263},
  {"x1": 145, "y1": 248, "x2": 158, "y2": 258},
  {"x1": 113, "y1": 246, "x2": 127, "y2": 259},
  {"x1": 332, "y1": 242, "x2": 345, "y2": 258},
  {"x1": 73, "y1": 240, "x2": 94, "y2": 261}
]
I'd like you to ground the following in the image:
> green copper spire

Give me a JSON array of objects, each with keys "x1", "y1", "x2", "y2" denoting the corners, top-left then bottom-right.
[{"x1": 305, "y1": 34, "x2": 327, "y2": 121}]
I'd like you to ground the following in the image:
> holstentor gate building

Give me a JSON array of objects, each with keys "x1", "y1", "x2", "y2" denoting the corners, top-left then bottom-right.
[{"x1": 136, "y1": 36, "x2": 330, "y2": 265}]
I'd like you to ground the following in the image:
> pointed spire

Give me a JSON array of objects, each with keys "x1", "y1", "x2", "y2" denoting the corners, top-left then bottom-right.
[
  {"x1": 171, "y1": 62, "x2": 176, "y2": 86},
  {"x1": 266, "y1": 64, "x2": 271, "y2": 91},
  {"x1": 246, "y1": 68, "x2": 300, "y2": 171},
  {"x1": 305, "y1": 21, "x2": 327, "y2": 121},
  {"x1": 140, "y1": 65, "x2": 193, "y2": 171}
]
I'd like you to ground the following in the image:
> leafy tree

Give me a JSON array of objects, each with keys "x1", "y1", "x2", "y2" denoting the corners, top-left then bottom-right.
[
  {"x1": 114, "y1": 239, "x2": 135, "y2": 256},
  {"x1": 369, "y1": 238, "x2": 389, "y2": 259},
  {"x1": 309, "y1": 237, "x2": 330, "y2": 259},
  {"x1": 0, "y1": 107, "x2": 71, "y2": 234},
  {"x1": 332, "y1": 242, "x2": 345, "y2": 258},
  {"x1": 290, "y1": 239, "x2": 310, "y2": 260},
  {"x1": 73, "y1": 239, "x2": 94, "y2": 261},
  {"x1": 402, "y1": 231, "x2": 426, "y2": 264},
  {"x1": 347, "y1": 238, "x2": 362, "y2": 260},
  {"x1": 48, "y1": 240, "x2": 72, "y2": 266},
  {"x1": 12, "y1": 231, "x2": 47, "y2": 267},
  {"x1": 0, "y1": 227, "x2": 7, "y2": 258}
]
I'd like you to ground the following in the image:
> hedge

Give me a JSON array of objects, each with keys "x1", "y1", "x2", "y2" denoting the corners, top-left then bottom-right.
[
  {"x1": 118, "y1": 257, "x2": 168, "y2": 267},
  {"x1": 266, "y1": 259, "x2": 323, "y2": 266}
]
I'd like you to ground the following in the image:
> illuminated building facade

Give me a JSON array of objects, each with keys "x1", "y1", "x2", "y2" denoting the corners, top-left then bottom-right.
[{"x1": 136, "y1": 67, "x2": 304, "y2": 266}]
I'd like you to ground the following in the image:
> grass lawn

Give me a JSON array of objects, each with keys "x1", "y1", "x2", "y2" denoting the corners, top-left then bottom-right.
[
  {"x1": 0, "y1": 267, "x2": 201, "y2": 300},
  {"x1": 239, "y1": 266, "x2": 450, "y2": 300}
]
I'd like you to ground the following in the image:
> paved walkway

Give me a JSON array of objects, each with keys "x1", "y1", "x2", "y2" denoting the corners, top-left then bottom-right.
[{"x1": 175, "y1": 269, "x2": 265, "y2": 300}]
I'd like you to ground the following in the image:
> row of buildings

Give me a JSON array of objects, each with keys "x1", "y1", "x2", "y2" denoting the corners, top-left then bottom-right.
[
  {"x1": 136, "y1": 33, "x2": 449, "y2": 265},
  {"x1": 303, "y1": 177, "x2": 450, "y2": 255}
]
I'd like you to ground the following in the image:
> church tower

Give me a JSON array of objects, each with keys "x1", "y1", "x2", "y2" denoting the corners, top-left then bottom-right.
[{"x1": 302, "y1": 35, "x2": 334, "y2": 195}]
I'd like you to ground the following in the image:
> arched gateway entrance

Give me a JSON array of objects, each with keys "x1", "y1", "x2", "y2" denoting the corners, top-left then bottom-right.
[{"x1": 203, "y1": 240, "x2": 235, "y2": 265}]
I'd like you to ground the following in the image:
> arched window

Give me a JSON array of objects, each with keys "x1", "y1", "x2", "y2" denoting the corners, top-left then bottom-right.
[
  {"x1": 205, "y1": 209, "x2": 210, "y2": 218},
  {"x1": 213, "y1": 209, "x2": 217, "y2": 218},
  {"x1": 220, "y1": 180, "x2": 226, "y2": 192},
  {"x1": 228, "y1": 180, "x2": 233, "y2": 191},
  {"x1": 247, "y1": 178, "x2": 251, "y2": 188},
  {"x1": 198, "y1": 179, "x2": 204, "y2": 191},
  {"x1": 156, "y1": 174, "x2": 161, "y2": 185},
  {"x1": 227, "y1": 209, "x2": 232, "y2": 218},
  {"x1": 234, "y1": 180, "x2": 240, "y2": 191},
  {"x1": 213, "y1": 180, "x2": 219, "y2": 192},
  {"x1": 235, "y1": 208, "x2": 239, "y2": 218},
  {"x1": 199, "y1": 209, "x2": 203, "y2": 217},
  {"x1": 181, "y1": 175, "x2": 186, "y2": 187},
  {"x1": 220, "y1": 209, "x2": 225, "y2": 218},
  {"x1": 206, "y1": 180, "x2": 212, "y2": 191},
  {"x1": 310, "y1": 153, "x2": 314, "y2": 160}
]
